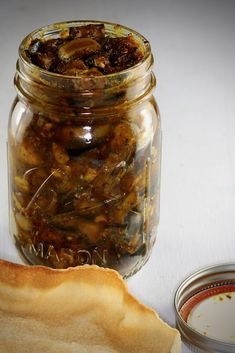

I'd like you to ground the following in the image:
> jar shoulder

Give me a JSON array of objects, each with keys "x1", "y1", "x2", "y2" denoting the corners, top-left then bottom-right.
[{"x1": 8, "y1": 98, "x2": 35, "y2": 142}]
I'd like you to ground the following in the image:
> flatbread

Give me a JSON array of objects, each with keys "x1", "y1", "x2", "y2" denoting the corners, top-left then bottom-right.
[{"x1": 0, "y1": 259, "x2": 181, "y2": 353}]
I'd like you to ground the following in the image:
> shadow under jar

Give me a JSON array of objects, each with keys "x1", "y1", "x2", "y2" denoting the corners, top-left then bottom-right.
[{"x1": 8, "y1": 20, "x2": 161, "y2": 278}]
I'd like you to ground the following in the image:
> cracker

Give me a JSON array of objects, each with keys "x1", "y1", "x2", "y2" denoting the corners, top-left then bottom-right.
[{"x1": 0, "y1": 260, "x2": 181, "y2": 353}]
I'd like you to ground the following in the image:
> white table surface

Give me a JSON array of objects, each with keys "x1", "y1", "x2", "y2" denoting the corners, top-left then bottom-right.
[{"x1": 0, "y1": 0, "x2": 235, "y2": 352}]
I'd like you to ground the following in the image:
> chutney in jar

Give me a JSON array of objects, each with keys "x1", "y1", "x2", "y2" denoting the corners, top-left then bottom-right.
[{"x1": 8, "y1": 21, "x2": 161, "y2": 278}]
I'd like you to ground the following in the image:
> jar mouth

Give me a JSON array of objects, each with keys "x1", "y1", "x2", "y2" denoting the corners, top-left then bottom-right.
[
  {"x1": 16, "y1": 20, "x2": 155, "y2": 112},
  {"x1": 19, "y1": 19, "x2": 152, "y2": 80}
]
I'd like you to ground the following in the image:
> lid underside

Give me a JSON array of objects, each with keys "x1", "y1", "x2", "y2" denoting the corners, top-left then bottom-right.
[{"x1": 175, "y1": 263, "x2": 235, "y2": 353}]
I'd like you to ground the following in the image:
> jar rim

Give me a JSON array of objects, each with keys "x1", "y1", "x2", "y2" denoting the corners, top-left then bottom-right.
[{"x1": 19, "y1": 19, "x2": 152, "y2": 80}]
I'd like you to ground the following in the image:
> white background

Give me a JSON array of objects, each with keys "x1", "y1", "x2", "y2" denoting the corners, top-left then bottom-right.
[{"x1": 0, "y1": 0, "x2": 235, "y2": 352}]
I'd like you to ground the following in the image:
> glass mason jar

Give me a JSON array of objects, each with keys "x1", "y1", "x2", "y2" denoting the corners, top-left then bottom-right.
[{"x1": 8, "y1": 20, "x2": 161, "y2": 278}]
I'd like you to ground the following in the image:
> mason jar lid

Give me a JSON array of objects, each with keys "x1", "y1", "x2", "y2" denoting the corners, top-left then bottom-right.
[{"x1": 174, "y1": 263, "x2": 235, "y2": 353}]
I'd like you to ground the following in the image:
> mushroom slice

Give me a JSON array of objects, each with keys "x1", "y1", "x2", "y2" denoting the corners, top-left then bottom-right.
[{"x1": 58, "y1": 38, "x2": 101, "y2": 60}]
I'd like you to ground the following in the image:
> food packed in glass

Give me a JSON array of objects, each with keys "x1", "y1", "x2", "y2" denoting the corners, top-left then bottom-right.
[{"x1": 8, "y1": 21, "x2": 161, "y2": 277}]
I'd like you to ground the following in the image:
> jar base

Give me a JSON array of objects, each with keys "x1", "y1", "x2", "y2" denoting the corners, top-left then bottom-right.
[{"x1": 14, "y1": 236, "x2": 154, "y2": 279}]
